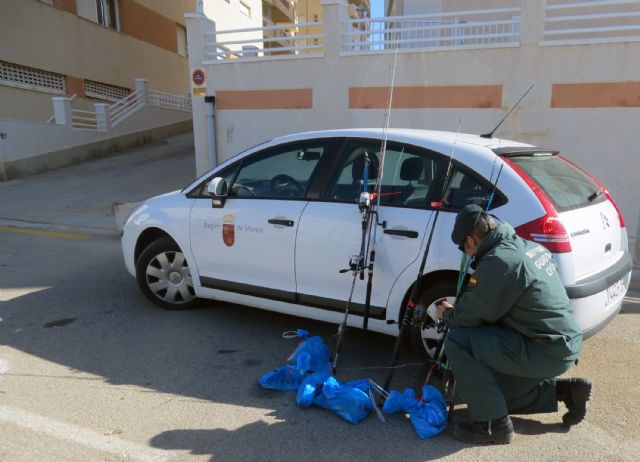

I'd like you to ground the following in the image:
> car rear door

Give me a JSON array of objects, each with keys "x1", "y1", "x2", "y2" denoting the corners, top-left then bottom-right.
[{"x1": 295, "y1": 139, "x2": 442, "y2": 320}]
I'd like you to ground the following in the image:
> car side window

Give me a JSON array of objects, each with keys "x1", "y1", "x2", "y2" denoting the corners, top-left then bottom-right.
[
  {"x1": 329, "y1": 140, "x2": 439, "y2": 208},
  {"x1": 441, "y1": 167, "x2": 506, "y2": 210},
  {"x1": 229, "y1": 143, "x2": 325, "y2": 199}
]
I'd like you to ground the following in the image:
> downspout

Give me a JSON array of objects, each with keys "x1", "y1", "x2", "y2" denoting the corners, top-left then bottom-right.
[{"x1": 204, "y1": 95, "x2": 217, "y2": 169}]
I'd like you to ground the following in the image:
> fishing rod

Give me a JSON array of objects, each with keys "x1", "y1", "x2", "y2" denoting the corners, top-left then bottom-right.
[
  {"x1": 333, "y1": 22, "x2": 402, "y2": 370},
  {"x1": 426, "y1": 160, "x2": 505, "y2": 417},
  {"x1": 379, "y1": 118, "x2": 462, "y2": 398},
  {"x1": 332, "y1": 150, "x2": 374, "y2": 374},
  {"x1": 362, "y1": 36, "x2": 401, "y2": 332}
]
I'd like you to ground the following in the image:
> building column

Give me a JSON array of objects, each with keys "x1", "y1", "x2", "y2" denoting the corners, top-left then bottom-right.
[
  {"x1": 135, "y1": 78, "x2": 149, "y2": 105},
  {"x1": 95, "y1": 103, "x2": 111, "y2": 133},
  {"x1": 185, "y1": 10, "x2": 217, "y2": 175},
  {"x1": 52, "y1": 97, "x2": 73, "y2": 126},
  {"x1": 322, "y1": 0, "x2": 349, "y2": 57}
]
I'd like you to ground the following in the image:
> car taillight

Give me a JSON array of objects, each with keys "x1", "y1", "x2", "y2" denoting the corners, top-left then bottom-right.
[
  {"x1": 515, "y1": 215, "x2": 572, "y2": 253},
  {"x1": 603, "y1": 189, "x2": 625, "y2": 228},
  {"x1": 501, "y1": 156, "x2": 572, "y2": 253},
  {"x1": 559, "y1": 155, "x2": 625, "y2": 227}
]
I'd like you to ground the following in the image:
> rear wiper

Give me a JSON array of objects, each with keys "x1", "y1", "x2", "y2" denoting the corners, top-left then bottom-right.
[{"x1": 588, "y1": 189, "x2": 603, "y2": 202}]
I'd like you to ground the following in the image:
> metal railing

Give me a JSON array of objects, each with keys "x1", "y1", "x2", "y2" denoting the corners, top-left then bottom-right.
[
  {"x1": 149, "y1": 90, "x2": 192, "y2": 112},
  {"x1": 343, "y1": 8, "x2": 521, "y2": 54},
  {"x1": 204, "y1": 21, "x2": 324, "y2": 62},
  {"x1": 71, "y1": 108, "x2": 98, "y2": 130},
  {"x1": 543, "y1": 0, "x2": 640, "y2": 45},
  {"x1": 109, "y1": 89, "x2": 143, "y2": 127}
]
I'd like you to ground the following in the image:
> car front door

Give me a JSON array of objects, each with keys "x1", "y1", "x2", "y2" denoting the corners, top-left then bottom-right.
[
  {"x1": 189, "y1": 140, "x2": 329, "y2": 299},
  {"x1": 295, "y1": 139, "x2": 443, "y2": 321}
]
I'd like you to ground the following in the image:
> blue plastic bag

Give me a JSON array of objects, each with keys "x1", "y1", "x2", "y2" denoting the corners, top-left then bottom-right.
[
  {"x1": 297, "y1": 375, "x2": 375, "y2": 424},
  {"x1": 291, "y1": 335, "x2": 332, "y2": 374},
  {"x1": 383, "y1": 385, "x2": 448, "y2": 438},
  {"x1": 259, "y1": 330, "x2": 331, "y2": 391},
  {"x1": 259, "y1": 364, "x2": 306, "y2": 391}
]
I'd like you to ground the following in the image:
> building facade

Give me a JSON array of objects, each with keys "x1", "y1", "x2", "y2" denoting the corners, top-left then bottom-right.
[{"x1": 0, "y1": 0, "x2": 194, "y2": 122}]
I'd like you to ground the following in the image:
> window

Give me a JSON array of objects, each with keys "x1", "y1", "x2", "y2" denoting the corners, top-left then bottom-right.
[
  {"x1": 77, "y1": 0, "x2": 119, "y2": 30},
  {"x1": 509, "y1": 155, "x2": 604, "y2": 212},
  {"x1": 239, "y1": 0, "x2": 251, "y2": 17},
  {"x1": 229, "y1": 143, "x2": 325, "y2": 199},
  {"x1": 328, "y1": 140, "x2": 440, "y2": 208},
  {"x1": 441, "y1": 166, "x2": 506, "y2": 210},
  {"x1": 176, "y1": 25, "x2": 188, "y2": 57},
  {"x1": 97, "y1": 0, "x2": 119, "y2": 29}
]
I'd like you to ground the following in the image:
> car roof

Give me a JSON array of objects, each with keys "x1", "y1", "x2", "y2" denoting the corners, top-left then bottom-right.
[{"x1": 271, "y1": 128, "x2": 535, "y2": 152}]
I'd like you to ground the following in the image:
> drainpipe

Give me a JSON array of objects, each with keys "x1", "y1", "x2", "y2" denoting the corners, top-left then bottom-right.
[
  {"x1": 204, "y1": 95, "x2": 217, "y2": 169},
  {"x1": 0, "y1": 132, "x2": 7, "y2": 182}
]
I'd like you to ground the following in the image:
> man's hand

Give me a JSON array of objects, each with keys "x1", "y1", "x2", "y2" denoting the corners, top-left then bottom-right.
[{"x1": 435, "y1": 299, "x2": 454, "y2": 319}]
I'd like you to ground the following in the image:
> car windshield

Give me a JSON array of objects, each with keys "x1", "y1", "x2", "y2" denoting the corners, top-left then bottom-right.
[{"x1": 509, "y1": 154, "x2": 605, "y2": 212}]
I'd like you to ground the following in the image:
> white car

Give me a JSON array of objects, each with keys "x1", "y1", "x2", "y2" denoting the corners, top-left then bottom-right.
[{"x1": 121, "y1": 129, "x2": 631, "y2": 358}]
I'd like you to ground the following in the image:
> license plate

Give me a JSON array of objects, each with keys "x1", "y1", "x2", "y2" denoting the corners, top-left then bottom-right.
[{"x1": 605, "y1": 278, "x2": 625, "y2": 306}]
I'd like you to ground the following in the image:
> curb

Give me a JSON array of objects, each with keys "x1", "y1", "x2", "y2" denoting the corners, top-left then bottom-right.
[
  {"x1": 631, "y1": 266, "x2": 640, "y2": 292},
  {"x1": 0, "y1": 217, "x2": 119, "y2": 237},
  {"x1": 112, "y1": 202, "x2": 140, "y2": 232}
]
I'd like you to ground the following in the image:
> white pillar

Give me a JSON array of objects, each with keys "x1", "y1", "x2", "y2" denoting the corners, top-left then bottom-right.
[
  {"x1": 519, "y1": 0, "x2": 544, "y2": 47},
  {"x1": 52, "y1": 97, "x2": 73, "y2": 126},
  {"x1": 185, "y1": 11, "x2": 216, "y2": 175},
  {"x1": 94, "y1": 103, "x2": 111, "y2": 132},
  {"x1": 322, "y1": 0, "x2": 349, "y2": 57},
  {"x1": 135, "y1": 78, "x2": 149, "y2": 105}
]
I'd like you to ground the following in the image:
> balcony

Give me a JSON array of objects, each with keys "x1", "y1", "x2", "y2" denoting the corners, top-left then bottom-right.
[{"x1": 263, "y1": 0, "x2": 295, "y2": 23}]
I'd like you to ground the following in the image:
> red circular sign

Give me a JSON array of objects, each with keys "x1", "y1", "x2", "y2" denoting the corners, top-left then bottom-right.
[{"x1": 192, "y1": 68, "x2": 205, "y2": 86}]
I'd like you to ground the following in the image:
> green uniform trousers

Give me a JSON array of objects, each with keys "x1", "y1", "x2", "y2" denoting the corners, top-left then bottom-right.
[{"x1": 444, "y1": 326, "x2": 576, "y2": 421}]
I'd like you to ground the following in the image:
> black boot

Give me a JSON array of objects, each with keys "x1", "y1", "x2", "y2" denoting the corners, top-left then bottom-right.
[
  {"x1": 556, "y1": 378, "x2": 592, "y2": 427},
  {"x1": 453, "y1": 416, "x2": 513, "y2": 444}
]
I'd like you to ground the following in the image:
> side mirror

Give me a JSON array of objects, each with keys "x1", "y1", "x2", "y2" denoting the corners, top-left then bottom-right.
[{"x1": 207, "y1": 177, "x2": 228, "y2": 208}]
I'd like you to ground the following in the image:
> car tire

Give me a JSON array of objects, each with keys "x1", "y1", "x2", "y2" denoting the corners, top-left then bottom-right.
[
  {"x1": 136, "y1": 237, "x2": 198, "y2": 310},
  {"x1": 410, "y1": 281, "x2": 457, "y2": 360}
]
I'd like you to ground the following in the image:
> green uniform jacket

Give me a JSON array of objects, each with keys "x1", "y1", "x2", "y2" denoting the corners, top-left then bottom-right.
[{"x1": 443, "y1": 222, "x2": 582, "y2": 361}]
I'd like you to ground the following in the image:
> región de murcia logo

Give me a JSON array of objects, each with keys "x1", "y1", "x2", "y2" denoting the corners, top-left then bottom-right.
[{"x1": 223, "y1": 214, "x2": 235, "y2": 247}]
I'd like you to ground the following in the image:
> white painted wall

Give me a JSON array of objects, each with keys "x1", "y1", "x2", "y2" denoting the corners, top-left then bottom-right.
[
  {"x1": 187, "y1": 1, "x2": 640, "y2": 249},
  {"x1": 0, "y1": 106, "x2": 191, "y2": 163}
]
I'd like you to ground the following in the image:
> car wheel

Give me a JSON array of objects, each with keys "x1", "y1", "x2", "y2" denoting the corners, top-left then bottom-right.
[
  {"x1": 136, "y1": 237, "x2": 197, "y2": 310},
  {"x1": 410, "y1": 281, "x2": 457, "y2": 360}
]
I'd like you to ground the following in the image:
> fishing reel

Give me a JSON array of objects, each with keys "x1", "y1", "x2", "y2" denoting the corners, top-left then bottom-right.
[
  {"x1": 339, "y1": 254, "x2": 364, "y2": 274},
  {"x1": 358, "y1": 191, "x2": 371, "y2": 213}
]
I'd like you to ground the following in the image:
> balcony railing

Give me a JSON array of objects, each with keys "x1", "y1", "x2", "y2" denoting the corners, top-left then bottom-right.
[
  {"x1": 204, "y1": 21, "x2": 324, "y2": 62},
  {"x1": 342, "y1": 8, "x2": 521, "y2": 54},
  {"x1": 542, "y1": 0, "x2": 640, "y2": 45}
]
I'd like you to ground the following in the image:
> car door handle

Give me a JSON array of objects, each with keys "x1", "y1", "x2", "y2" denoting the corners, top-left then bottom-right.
[
  {"x1": 384, "y1": 229, "x2": 419, "y2": 238},
  {"x1": 268, "y1": 219, "x2": 295, "y2": 227}
]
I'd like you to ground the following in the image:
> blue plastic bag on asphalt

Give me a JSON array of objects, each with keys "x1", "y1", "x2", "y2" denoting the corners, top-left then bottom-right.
[
  {"x1": 259, "y1": 329, "x2": 331, "y2": 391},
  {"x1": 259, "y1": 364, "x2": 306, "y2": 391},
  {"x1": 296, "y1": 374, "x2": 375, "y2": 424},
  {"x1": 383, "y1": 385, "x2": 448, "y2": 438}
]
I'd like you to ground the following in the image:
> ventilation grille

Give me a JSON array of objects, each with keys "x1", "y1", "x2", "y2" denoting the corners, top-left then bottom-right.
[
  {"x1": 85, "y1": 80, "x2": 131, "y2": 102},
  {"x1": 0, "y1": 60, "x2": 65, "y2": 94}
]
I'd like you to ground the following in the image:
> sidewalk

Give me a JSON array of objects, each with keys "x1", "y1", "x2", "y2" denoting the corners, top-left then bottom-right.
[{"x1": 0, "y1": 132, "x2": 196, "y2": 235}]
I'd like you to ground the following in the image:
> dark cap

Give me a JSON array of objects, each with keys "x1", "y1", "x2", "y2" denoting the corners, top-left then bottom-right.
[{"x1": 451, "y1": 204, "x2": 483, "y2": 249}]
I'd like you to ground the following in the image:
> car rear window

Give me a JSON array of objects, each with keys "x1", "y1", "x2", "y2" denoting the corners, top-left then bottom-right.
[{"x1": 509, "y1": 154, "x2": 606, "y2": 212}]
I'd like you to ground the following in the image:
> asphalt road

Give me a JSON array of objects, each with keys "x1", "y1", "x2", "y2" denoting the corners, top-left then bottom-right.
[{"x1": 1, "y1": 226, "x2": 639, "y2": 462}]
